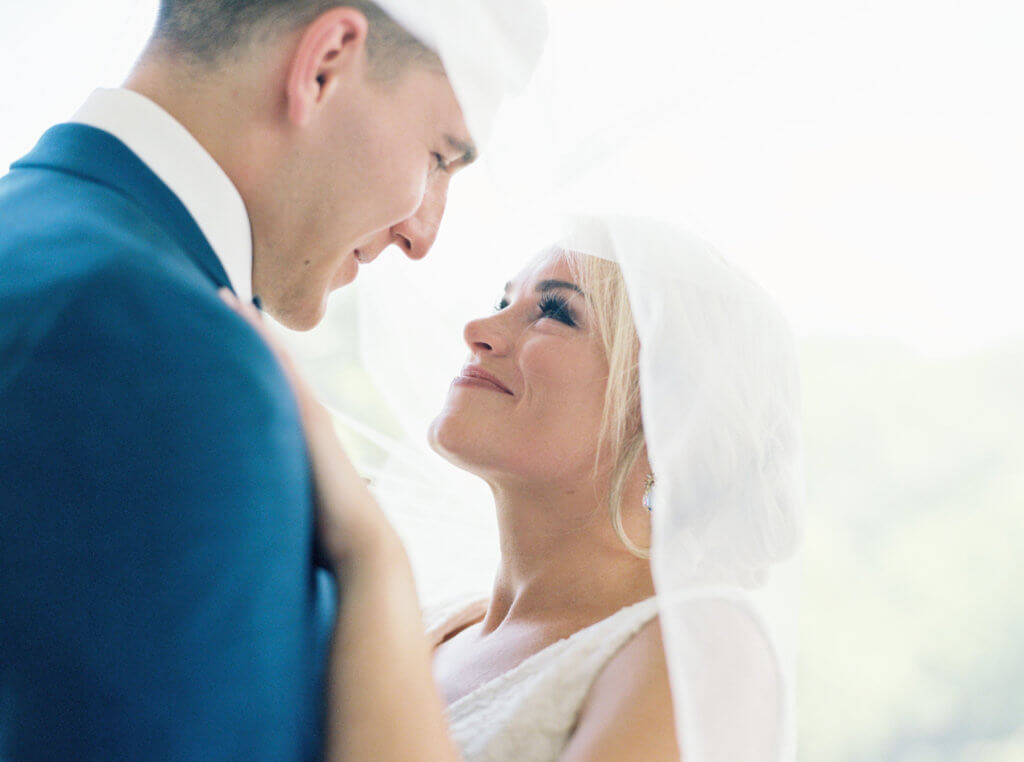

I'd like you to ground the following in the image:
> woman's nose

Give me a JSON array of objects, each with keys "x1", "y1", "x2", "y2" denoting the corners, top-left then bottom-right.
[{"x1": 463, "y1": 314, "x2": 510, "y2": 355}]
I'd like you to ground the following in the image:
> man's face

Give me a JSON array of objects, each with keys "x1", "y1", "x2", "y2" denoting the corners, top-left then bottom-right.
[{"x1": 256, "y1": 64, "x2": 475, "y2": 330}]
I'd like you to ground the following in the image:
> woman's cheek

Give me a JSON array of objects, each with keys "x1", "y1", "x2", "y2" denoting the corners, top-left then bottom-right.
[{"x1": 519, "y1": 347, "x2": 574, "y2": 389}]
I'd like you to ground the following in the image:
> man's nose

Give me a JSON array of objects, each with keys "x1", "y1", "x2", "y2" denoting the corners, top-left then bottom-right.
[{"x1": 390, "y1": 172, "x2": 451, "y2": 261}]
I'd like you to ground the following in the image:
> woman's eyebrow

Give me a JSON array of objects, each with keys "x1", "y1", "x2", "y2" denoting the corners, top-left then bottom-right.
[
  {"x1": 536, "y1": 279, "x2": 584, "y2": 296},
  {"x1": 502, "y1": 279, "x2": 586, "y2": 297}
]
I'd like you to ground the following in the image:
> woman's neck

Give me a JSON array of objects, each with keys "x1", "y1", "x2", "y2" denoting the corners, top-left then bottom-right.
[{"x1": 477, "y1": 479, "x2": 655, "y2": 636}]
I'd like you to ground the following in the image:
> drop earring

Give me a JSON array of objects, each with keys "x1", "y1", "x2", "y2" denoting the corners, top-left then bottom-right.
[{"x1": 642, "y1": 474, "x2": 655, "y2": 511}]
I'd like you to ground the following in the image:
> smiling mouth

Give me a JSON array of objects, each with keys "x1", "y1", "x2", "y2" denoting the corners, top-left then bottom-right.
[{"x1": 455, "y1": 367, "x2": 513, "y2": 395}]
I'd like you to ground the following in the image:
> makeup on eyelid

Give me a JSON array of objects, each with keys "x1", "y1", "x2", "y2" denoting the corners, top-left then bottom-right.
[{"x1": 496, "y1": 288, "x2": 582, "y2": 328}]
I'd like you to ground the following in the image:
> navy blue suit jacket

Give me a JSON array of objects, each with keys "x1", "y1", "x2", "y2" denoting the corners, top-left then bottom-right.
[{"x1": 0, "y1": 124, "x2": 336, "y2": 761}]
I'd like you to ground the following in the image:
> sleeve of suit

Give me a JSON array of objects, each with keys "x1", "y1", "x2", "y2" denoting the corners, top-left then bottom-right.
[{"x1": 0, "y1": 261, "x2": 336, "y2": 762}]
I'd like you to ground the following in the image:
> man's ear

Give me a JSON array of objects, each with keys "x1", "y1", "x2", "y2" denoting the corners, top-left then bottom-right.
[{"x1": 285, "y1": 7, "x2": 370, "y2": 127}]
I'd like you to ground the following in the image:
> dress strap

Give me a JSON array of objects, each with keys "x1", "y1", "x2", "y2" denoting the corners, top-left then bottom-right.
[{"x1": 424, "y1": 594, "x2": 489, "y2": 649}]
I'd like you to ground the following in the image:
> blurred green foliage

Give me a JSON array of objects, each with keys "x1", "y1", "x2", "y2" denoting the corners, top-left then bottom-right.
[{"x1": 798, "y1": 338, "x2": 1024, "y2": 762}]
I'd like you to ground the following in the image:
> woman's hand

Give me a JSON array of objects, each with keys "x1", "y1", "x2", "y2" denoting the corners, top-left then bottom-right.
[
  {"x1": 220, "y1": 289, "x2": 461, "y2": 762},
  {"x1": 218, "y1": 289, "x2": 396, "y2": 566}
]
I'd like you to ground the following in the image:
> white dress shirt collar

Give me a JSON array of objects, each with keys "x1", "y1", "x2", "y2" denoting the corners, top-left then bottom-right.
[{"x1": 71, "y1": 88, "x2": 254, "y2": 303}]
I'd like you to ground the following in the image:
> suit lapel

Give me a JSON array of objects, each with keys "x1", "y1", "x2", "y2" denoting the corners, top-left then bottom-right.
[{"x1": 12, "y1": 122, "x2": 234, "y2": 292}]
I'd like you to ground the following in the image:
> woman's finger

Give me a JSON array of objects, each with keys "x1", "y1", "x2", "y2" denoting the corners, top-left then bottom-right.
[
  {"x1": 216, "y1": 287, "x2": 389, "y2": 559},
  {"x1": 218, "y1": 288, "x2": 318, "y2": 412}
]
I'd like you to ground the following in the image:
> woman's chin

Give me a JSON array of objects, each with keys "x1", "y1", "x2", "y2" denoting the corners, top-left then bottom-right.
[
  {"x1": 425, "y1": 417, "x2": 445, "y2": 457},
  {"x1": 427, "y1": 417, "x2": 492, "y2": 477},
  {"x1": 427, "y1": 417, "x2": 465, "y2": 464}
]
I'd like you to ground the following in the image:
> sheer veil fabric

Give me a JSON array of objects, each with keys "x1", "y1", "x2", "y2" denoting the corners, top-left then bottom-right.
[
  {"x1": 559, "y1": 215, "x2": 804, "y2": 762},
  {"x1": 293, "y1": 0, "x2": 1023, "y2": 758},
  {"x1": 350, "y1": 216, "x2": 805, "y2": 762},
  {"x1": 331, "y1": 2, "x2": 805, "y2": 761},
  {"x1": 374, "y1": 0, "x2": 548, "y2": 146}
]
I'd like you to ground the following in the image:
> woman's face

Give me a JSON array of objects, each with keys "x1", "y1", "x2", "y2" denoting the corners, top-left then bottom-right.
[{"x1": 429, "y1": 251, "x2": 610, "y2": 484}]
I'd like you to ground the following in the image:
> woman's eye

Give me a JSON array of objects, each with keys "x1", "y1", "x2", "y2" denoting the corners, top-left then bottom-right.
[{"x1": 538, "y1": 295, "x2": 576, "y2": 327}]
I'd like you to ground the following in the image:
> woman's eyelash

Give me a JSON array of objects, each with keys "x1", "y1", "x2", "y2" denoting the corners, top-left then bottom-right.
[
  {"x1": 493, "y1": 294, "x2": 577, "y2": 327},
  {"x1": 538, "y1": 295, "x2": 576, "y2": 327}
]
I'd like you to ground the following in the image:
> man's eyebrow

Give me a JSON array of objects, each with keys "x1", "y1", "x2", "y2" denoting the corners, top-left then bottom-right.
[
  {"x1": 446, "y1": 134, "x2": 478, "y2": 166},
  {"x1": 537, "y1": 279, "x2": 584, "y2": 296}
]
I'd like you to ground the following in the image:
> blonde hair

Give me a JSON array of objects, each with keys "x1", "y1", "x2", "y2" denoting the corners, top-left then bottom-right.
[
  {"x1": 558, "y1": 217, "x2": 804, "y2": 584},
  {"x1": 566, "y1": 252, "x2": 650, "y2": 558}
]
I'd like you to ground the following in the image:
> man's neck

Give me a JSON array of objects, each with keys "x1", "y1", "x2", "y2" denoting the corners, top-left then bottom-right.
[{"x1": 124, "y1": 55, "x2": 257, "y2": 188}]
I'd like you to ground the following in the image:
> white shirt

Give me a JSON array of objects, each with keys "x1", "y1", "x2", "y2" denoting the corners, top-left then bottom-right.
[{"x1": 71, "y1": 88, "x2": 254, "y2": 304}]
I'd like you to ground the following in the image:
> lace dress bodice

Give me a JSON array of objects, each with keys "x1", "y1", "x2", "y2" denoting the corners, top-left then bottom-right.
[{"x1": 425, "y1": 597, "x2": 660, "y2": 762}]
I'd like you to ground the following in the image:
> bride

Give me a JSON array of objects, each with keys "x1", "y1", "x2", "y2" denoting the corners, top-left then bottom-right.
[{"x1": 224, "y1": 214, "x2": 804, "y2": 762}]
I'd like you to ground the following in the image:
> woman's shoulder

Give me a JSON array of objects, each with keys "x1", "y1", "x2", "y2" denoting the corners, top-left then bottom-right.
[
  {"x1": 558, "y1": 612, "x2": 678, "y2": 761},
  {"x1": 423, "y1": 593, "x2": 489, "y2": 649},
  {"x1": 567, "y1": 593, "x2": 783, "y2": 762}
]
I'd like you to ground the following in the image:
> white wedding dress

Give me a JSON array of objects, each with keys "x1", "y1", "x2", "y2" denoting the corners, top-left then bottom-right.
[{"x1": 424, "y1": 596, "x2": 661, "y2": 762}]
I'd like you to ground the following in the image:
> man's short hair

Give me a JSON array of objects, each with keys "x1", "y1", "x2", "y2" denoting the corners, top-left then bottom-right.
[{"x1": 154, "y1": 1, "x2": 439, "y2": 78}]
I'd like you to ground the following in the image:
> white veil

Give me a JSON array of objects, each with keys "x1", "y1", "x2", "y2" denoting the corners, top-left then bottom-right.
[
  {"x1": 559, "y1": 214, "x2": 804, "y2": 762},
  {"x1": 305, "y1": 3, "x2": 807, "y2": 760},
  {"x1": 339, "y1": 212, "x2": 805, "y2": 762},
  {"x1": 373, "y1": 0, "x2": 548, "y2": 146}
]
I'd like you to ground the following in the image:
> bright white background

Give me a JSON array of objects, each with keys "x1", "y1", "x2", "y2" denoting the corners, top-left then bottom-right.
[{"x1": 3, "y1": 0, "x2": 1023, "y2": 356}]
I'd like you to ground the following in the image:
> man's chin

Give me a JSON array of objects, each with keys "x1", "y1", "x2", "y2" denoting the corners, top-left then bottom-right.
[
  {"x1": 272, "y1": 304, "x2": 324, "y2": 332},
  {"x1": 332, "y1": 267, "x2": 358, "y2": 290},
  {"x1": 259, "y1": 289, "x2": 328, "y2": 332},
  {"x1": 258, "y1": 258, "x2": 358, "y2": 331},
  {"x1": 330, "y1": 252, "x2": 360, "y2": 289}
]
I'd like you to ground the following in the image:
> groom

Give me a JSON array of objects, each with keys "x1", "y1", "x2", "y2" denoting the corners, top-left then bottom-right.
[{"x1": 0, "y1": 1, "x2": 543, "y2": 760}]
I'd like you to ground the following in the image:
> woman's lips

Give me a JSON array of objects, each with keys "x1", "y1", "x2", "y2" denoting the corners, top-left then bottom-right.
[{"x1": 454, "y1": 366, "x2": 513, "y2": 395}]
